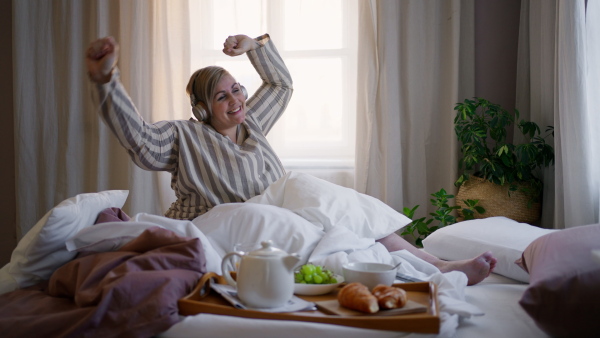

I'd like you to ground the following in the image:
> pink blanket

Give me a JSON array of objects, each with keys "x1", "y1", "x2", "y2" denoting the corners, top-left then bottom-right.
[{"x1": 0, "y1": 227, "x2": 206, "y2": 338}]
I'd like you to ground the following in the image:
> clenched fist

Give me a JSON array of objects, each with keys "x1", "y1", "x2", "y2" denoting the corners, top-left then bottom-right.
[
  {"x1": 222, "y1": 35, "x2": 260, "y2": 57},
  {"x1": 86, "y1": 36, "x2": 119, "y2": 84}
]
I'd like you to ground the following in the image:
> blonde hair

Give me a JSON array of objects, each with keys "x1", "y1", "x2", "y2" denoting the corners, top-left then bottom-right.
[{"x1": 186, "y1": 66, "x2": 231, "y2": 115}]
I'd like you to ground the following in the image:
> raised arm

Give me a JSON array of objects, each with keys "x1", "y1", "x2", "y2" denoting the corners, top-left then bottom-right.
[
  {"x1": 224, "y1": 34, "x2": 294, "y2": 134},
  {"x1": 86, "y1": 37, "x2": 179, "y2": 172}
]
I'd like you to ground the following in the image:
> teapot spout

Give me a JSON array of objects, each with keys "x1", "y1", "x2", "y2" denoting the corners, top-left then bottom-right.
[{"x1": 283, "y1": 253, "x2": 301, "y2": 271}]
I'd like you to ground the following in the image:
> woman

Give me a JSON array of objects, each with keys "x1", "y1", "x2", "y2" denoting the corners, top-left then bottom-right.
[
  {"x1": 86, "y1": 34, "x2": 496, "y2": 285},
  {"x1": 86, "y1": 34, "x2": 290, "y2": 220}
]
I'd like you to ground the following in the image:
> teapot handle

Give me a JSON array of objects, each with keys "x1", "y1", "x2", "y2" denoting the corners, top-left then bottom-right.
[{"x1": 221, "y1": 251, "x2": 243, "y2": 287}]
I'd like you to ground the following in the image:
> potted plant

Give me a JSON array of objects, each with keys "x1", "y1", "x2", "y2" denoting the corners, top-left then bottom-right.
[
  {"x1": 401, "y1": 188, "x2": 485, "y2": 247},
  {"x1": 453, "y1": 97, "x2": 554, "y2": 223}
]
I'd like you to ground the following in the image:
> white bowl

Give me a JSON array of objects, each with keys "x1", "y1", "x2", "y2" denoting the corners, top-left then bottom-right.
[
  {"x1": 342, "y1": 262, "x2": 397, "y2": 290},
  {"x1": 294, "y1": 275, "x2": 344, "y2": 296}
]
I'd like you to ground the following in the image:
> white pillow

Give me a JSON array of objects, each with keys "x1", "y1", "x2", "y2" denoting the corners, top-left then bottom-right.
[
  {"x1": 64, "y1": 214, "x2": 224, "y2": 274},
  {"x1": 422, "y1": 217, "x2": 556, "y2": 282},
  {"x1": 0, "y1": 190, "x2": 128, "y2": 294},
  {"x1": 192, "y1": 203, "x2": 325, "y2": 266},
  {"x1": 246, "y1": 171, "x2": 411, "y2": 239},
  {"x1": 65, "y1": 221, "x2": 163, "y2": 253}
]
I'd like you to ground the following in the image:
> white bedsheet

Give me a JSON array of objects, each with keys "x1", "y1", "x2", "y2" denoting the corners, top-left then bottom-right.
[
  {"x1": 59, "y1": 172, "x2": 546, "y2": 337},
  {"x1": 455, "y1": 274, "x2": 548, "y2": 338},
  {"x1": 307, "y1": 225, "x2": 485, "y2": 334},
  {"x1": 160, "y1": 274, "x2": 548, "y2": 338},
  {"x1": 158, "y1": 224, "x2": 483, "y2": 338},
  {"x1": 71, "y1": 210, "x2": 484, "y2": 337},
  {"x1": 63, "y1": 209, "x2": 548, "y2": 338},
  {"x1": 158, "y1": 221, "x2": 548, "y2": 338}
]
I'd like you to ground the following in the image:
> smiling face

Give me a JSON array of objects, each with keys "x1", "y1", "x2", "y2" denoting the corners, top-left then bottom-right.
[{"x1": 208, "y1": 74, "x2": 247, "y2": 135}]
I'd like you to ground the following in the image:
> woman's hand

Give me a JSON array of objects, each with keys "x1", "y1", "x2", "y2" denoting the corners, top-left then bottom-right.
[
  {"x1": 222, "y1": 35, "x2": 260, "y2": 57},
  {"x1": 86, "y1": 36, "x2": 119, "y2": 84}
]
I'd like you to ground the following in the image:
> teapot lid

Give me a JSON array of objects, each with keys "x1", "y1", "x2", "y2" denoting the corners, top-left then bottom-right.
[{"x1": 248, "y1": 240, "x2": 287, "y2": 257}]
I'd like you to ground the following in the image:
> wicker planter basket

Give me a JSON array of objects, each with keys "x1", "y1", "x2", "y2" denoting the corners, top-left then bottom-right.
[{"x1": 455, "y1": 176, "x2": 541, "y2": 224}]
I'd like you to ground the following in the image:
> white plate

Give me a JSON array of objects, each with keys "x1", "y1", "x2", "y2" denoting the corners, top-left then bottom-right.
[{"x1": 293, "y1": 275, "x2": 344, "y2": 296}]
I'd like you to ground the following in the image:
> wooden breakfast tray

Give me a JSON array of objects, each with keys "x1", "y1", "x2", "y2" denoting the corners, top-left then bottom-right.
[{"x1": 178, "y1": 272, "x2": 440, "y2": 333}]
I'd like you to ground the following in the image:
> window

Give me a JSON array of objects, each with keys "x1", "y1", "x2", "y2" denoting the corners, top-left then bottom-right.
[{"x1": 189, "y1": 0, "x2": 358, "y2": 172}]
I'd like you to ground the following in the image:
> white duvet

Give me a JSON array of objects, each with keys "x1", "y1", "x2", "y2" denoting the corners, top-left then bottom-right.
[{"x1": 63, "y1": 172, "x2": 483, "y2": 337}]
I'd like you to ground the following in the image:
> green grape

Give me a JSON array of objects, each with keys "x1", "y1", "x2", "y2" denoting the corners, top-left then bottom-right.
[
  {"x1": 301, "y1": 264, "x2": 316, "y2": 275},
  {"x1": 295, "y1": 263, "x2": 338, "y2": 285}
]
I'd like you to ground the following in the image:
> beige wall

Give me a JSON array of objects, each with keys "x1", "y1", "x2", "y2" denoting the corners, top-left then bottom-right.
[
  {"x1": 1, "y1": 0, "x2": 16, "y2": 266},
  {"x1": 0, "y1": 0, "x2": 521, "y2": 266}
]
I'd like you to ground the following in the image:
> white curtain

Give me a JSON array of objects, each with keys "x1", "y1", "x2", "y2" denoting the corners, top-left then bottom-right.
[
  {"x1": 355, "y1": 0, "x2": 475, "y2": 214},
  {"x1": 515, "y1": 0, "x2": 600, "y2": 228},
  {"x1": 13, "y1": 0, "x2": 189, "y2": 236},
  {"x1": 13, "y1": 0, "x2": 358, "y2": 237}
]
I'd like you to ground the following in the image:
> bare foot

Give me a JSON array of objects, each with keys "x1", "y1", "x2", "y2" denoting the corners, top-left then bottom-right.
[
  {"x1": 438, "y1": 252, "x2": 497, "y2": 285},
  {"x1": 375, "y1": 234, "x2": 497, "y2": 285}
]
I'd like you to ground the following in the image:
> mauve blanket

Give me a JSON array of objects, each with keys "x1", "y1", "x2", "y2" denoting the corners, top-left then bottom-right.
[{"x1": 0, "y1": 227, "x2": 206, "y2": 338}]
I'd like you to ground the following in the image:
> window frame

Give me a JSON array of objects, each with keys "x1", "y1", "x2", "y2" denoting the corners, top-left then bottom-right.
[{"x1": 189, "y1": 0, "x2": 357, "y2": 169}]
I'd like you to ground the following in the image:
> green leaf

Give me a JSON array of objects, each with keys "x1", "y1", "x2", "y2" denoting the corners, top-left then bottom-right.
[
  {"x1": 453, "y1": 97, "x2": 554, "y2": 200},
  {"x1": 463, "y1": 199, "x2": 479, "y2": 207}
]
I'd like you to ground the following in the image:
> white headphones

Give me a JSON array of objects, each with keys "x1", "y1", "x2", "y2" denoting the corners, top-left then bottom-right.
[{"x1": 189, "y1": 73, "x2": 248, "y2": 121}]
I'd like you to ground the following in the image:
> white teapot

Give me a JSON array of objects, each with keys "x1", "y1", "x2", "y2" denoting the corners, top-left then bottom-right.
[{"x1": 221, "y1": 240, "x2": 301, "y2": 308}]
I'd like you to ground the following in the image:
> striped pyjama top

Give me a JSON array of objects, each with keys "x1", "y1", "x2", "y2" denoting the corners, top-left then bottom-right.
[{"x1": 96, "y1": 34, "x2": 293, "y2": 220}]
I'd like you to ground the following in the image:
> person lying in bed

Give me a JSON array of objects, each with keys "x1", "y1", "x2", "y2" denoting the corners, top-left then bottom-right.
[{"x1": 86, "y1": 34, "x2": 496, "y2": 285}]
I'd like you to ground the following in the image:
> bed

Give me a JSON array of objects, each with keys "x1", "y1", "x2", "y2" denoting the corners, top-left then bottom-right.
[{"x1": 1, "y1": 172, "x2": 598, "y2": 337}]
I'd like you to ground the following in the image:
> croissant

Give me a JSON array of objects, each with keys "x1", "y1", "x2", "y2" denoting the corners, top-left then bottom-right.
[
  {"x1": 337, "y1": 282, "x2": 379, "y2": 314},
  {"x1": 372, "y1": 284, "x2": 407, "y2": 309}
]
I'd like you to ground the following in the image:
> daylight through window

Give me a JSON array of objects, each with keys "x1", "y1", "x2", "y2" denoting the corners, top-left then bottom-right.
[{"x1": 189, "y1": 0, "x2": 358, "y2": 171}]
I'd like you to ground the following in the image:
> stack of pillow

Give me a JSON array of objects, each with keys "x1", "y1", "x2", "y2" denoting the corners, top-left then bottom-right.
[
  {"x1": 515, "y1": 223, "x2": 600, "y2": 337},
  {"x1": 0, "y1": 190, "x2": 129, "y2": 294},
  {"x1": 423, "y1": 217, "x2": 600, "y2": 337}
]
